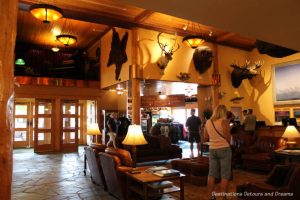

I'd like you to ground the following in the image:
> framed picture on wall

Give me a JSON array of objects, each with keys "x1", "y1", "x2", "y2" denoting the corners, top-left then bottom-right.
[
  {"x1": 293, "y1": 108, "x2": 300, "y2": 119},
  {"x1": 273, "y1": 60, "x2": 300, "y2": 105},
  {"x1": 274, "y1": 110, "x2": 290, "y2": 124}
]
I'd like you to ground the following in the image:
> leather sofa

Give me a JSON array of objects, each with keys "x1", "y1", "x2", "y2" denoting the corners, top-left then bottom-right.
[
  {"x1": 84, "y1": 145, "x2": 107, "y2": 189},
  {"x1": 241, "y1": 136, "x2": 287, "y2": 171},
  {"x1": 237, "y1": 164, "x2": 300, "y2": 200},
  {"x1": 114, "y1": 134, "x2": 182, "y2": 162}
]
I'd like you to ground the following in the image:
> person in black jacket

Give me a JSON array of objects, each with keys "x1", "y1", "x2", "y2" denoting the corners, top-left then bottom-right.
[{"x1": 185, "y1": 109, "x2": 202, "y2": 158}]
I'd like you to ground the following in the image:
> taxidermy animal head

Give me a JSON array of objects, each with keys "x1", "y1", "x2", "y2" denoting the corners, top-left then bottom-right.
[
  {"x1": 230, "y1": 60, "x2": 263, "y2": 88},
  {"x1": 107, "y1": 28, "x2": 128, "y2": 81},
  {"x1": 156, "y1": 32, "x2": 180, "y2": 70},
  {"x1": 193, "y1": 48, "x2": 213, "y2": 74},
  {"x1": 256, "y1": 40, "x2": 297, "y2": 58}
]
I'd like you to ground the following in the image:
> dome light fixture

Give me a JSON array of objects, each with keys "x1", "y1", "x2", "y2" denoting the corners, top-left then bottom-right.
[
  {"x1": 30, "y1": 4, "x2": 63, "y2": 23},
  {"x1": 56, "y1": 34, "x2": 77, "y2": 46},
  {"x1": 182, "y1": 35, "x2": 205, "y2": 49},
  {"x1": 15, "y1": 58, "x2": 26, "y2": 65},
  {"x1": 52, "y1": 47, "x2": 60, "y2": 52}
]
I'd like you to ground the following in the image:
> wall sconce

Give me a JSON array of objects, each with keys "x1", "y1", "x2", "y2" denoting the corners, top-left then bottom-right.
[{"x1": 204, "y1": 96, "x2": 212, "y2": 104}]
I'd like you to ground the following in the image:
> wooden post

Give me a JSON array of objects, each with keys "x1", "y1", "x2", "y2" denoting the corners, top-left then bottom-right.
[
  {"x1": 131, "y1": 28, "x2": 141, "y2": 125},
  {"x1": 211, "y1": 44, "x2": 219, "y2": 110},
  {"x1": 0, "y1": 0, "x2": 18, "y2": 199}
]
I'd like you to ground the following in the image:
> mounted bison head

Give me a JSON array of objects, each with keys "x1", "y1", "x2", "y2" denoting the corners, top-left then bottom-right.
[
  {"x1": 193, "y1": 48, "x2": 213, "y2": 74},
  {"x1": 230, "y1": 60, "x2": 263, "y2": 88}
]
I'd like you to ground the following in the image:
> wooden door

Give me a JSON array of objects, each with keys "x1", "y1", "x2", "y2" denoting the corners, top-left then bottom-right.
[
  {"x1": 61, "y1": 100, "x2": 79, "y2": 152},
  {"x1": 13, "y1": 102, "x2": 34, "y2": 148},
  {"x1": 34, "y1": 99, "x2": 55, "y2": 152}
]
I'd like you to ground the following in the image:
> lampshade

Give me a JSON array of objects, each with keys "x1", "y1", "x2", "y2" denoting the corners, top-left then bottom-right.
[
  {"x1": 282, "y1": 125, "x2": 300, "y2": 139},
  {"x1": 15, "y1": 58, "x2": 26, "y2": 65},
  {"x1": 182, "y1": 35, "x2": 205, "y2": 49},
  {"x1": 56, "y1": 34, "x2": 77, "y2": 46},
  {"x1": 122, "y1": 125, "x2": 148, "y2": 145},
  {"x1": 52, "y1": 47, "x2": 60, "y2": 52},
  {"x1": 30, "y1": 4, "x2": 63, "y2": 23},
  {"x1": 87, "y1": 123, "x2": 101, "y2": 136}
]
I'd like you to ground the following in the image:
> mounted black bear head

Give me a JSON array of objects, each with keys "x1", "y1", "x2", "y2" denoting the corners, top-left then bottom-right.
[{"x1": 193, "y1": 48, "x2": 213, "y2": 74}]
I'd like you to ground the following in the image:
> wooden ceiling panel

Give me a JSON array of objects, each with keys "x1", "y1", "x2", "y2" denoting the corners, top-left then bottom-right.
[
  {"x1": 145, "y1": 13, "x2": 226, "y2": 38},
  {"x1": 17, "y1": 10, "x2": 109, "y2": 50},
  {"x1": 18, "y1": 0, "x2": 256, "y2": 51},
  {"x1": 20, "y1": 0, "x2": 144, "y2": 21}
]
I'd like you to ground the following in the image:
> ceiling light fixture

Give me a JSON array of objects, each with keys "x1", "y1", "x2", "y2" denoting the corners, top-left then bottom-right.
[
  {"x1": 52, "y1": 47, "x2": 60, "y2": 52},
  {"x1": 56, "y1": 34, "x2": 77, "y2": 46},
  {"x1": 30, "y1": 4, "x2": 63, "y2": 23},
  {"x1": 182, "y1": 21, "x2": 205, "y2": 49}
]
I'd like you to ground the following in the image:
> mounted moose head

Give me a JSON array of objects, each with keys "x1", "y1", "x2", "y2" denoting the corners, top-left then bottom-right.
[
  {"x1": 156, "y1": 33, "x2": 180, "y2": 71},
  {"x1": 230, "y1": 60, "x2": 263, "y2": 88}
]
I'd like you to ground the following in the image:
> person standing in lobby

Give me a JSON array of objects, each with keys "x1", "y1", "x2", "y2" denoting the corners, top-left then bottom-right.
[
  {"x1": 106, "y1": 112, "x2": 119, "y2": 148},
  {"x1": 204, "y1": 105, "x2": 232, "y2": 200},
  {"x1": 185, "y1": 108, "x2": 202, "y2": 158},
  {"x1": 242, "y1": 109, "x2": 257, "y2": 138}
]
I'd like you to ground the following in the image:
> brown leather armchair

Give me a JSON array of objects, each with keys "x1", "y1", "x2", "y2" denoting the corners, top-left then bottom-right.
[
  {"x1": 241, "y1": 136, "x2": 287, "y2": 171},
  {"x1": 84, "y1": 145, "x2": 106, "y2": 189},
  {"x1": 237, "y1": 164, "x2": 300, "y2": 200},
  {"x1": 99, "y1": 147, "x2": 133, "y2": 200}
]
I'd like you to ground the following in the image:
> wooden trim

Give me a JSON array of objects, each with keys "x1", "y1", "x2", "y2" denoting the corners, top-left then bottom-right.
[
  {"x1": 134, "y1": 10, "x2": 154, "y2": 23},
  {"x1": 86, "y1": 26, "x2": 112, "y2": 49},
  {"x1": 216, "y1": 32, "x2": 236, "y2": 42}
]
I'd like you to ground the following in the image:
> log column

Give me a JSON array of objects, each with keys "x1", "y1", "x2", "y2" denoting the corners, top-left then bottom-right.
[
  {"x1": 211, "y1": 44, "x2": 220, "y2": 109},
  {"x1": 0, "y1": 0, "x2": 18, "y2": 199},
  {"x1": 130, "y1": 28, "x2": 141, "y2": 125}
]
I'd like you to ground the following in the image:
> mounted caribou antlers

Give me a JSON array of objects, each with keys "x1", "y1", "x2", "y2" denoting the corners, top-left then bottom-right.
[
  {"x1": 156, "y1": 32, "x2": 180, "y2": 71},
  {"x1": 230, "y1": 60, "x2": 263, "y2": 88}
]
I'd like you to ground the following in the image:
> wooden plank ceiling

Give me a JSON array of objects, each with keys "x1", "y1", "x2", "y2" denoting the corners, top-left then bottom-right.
[{"x1": 19, "y1": 0, "x2": 256, "y2": 51}]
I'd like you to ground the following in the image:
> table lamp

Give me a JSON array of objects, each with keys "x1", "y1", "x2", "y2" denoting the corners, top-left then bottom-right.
[
  {"x1": 122, "y1": 124, "x2": 148, "y2": 168},
  {"x1": 87, "y1": 123, "x2": 101, "y2": 145},
  {"x1": 282, "y1": 125, "x2": 300, "y2": 149}
]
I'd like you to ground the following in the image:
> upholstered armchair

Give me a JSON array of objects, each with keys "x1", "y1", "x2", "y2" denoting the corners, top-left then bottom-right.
[
  {"x1": 99, "y1": 147, "x2": 133, "y2": 200},
  {"x1": 237, "y1": 164, "x2": 300, "y2": 200},
  {"x1": 241, "y1": 136, "x2": 287, "y2": 171},
  {"x1": 84, "y1": 145, "x2": 107, "y2": 189}
]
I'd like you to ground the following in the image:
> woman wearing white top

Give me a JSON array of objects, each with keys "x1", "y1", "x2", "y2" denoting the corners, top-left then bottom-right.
[{"x1": 204, "y1": 105, "x2": 232, "y2": 200}]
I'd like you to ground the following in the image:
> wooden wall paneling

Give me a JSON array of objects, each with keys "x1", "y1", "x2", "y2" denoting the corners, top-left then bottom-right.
[
  {"x1": 211, "y1": 44, "x2": 219, "y2": 110},
  {"x1": 0, "y1": 1, "x2": 18, "y2": 199}
]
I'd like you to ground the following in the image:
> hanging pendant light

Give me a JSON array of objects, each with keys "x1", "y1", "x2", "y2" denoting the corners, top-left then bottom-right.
[
  {"x1": 52, "y1": 47, "x2": 60, "y2": 52},
  {"x1": 182, "y1": 21, "x2": 205, "y2": 49},
  {"x1": 56, "y1": 34, "x2": 77, "y2": 46},
  {"x1": 30, "y1": 4, "x2": 63, "y2": 23},
  {"x1": 182, "y1": 35, "x2": 205, "y2": 49}
]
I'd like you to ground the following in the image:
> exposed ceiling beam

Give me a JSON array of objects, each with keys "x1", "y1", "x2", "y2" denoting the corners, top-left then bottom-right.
[
  {"x1": 134, "y1": 10, "x2": 154, "y2": 23},
  {"x1": 216, "y1": 32, "x2": 236, "y2": 42}
]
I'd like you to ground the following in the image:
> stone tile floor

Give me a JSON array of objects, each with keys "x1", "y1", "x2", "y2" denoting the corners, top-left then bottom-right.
[{"x1": 12, "y1": 147, "x2": 115, "y2": 200}]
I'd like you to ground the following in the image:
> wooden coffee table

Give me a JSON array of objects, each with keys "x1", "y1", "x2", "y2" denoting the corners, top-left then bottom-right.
[{"x1": 126, "y1": 169, "x2": 185, "y2": 200}]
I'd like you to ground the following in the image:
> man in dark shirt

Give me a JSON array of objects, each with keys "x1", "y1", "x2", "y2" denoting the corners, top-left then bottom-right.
[
  {"x1": 185, "y1": 109, "x2": 201, "y2": 157},
  {"x1": 107, "y1": 112, "x2": 119, "y2": 148}
]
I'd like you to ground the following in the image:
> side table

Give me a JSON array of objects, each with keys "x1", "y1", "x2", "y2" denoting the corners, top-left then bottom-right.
[
  {"x1": 126, "y1": 169, "x2": 185, "y2": 200},
  {"x1": 274, "y1": 149, "x2": 300, "y2": 164}
]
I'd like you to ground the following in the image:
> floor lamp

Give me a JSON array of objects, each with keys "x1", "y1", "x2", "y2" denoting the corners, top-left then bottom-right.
[
  {"x1": 87, "y1": 123, "x2": 101, "y2": 145},
  {"x1": 122, "y1": 125, "x2": 148, "y2": 168}
]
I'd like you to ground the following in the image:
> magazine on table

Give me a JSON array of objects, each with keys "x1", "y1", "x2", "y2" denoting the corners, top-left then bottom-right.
[
  {"x1": 153, "y1": 169, "x2": 180, "y2": 177},
  {"x1": 145, "y1": 166, "x2": 168, "y2": 173}
]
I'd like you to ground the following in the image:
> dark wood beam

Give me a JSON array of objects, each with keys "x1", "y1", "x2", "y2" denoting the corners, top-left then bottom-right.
[
  {"x1": 216, "y1": 32, "x2": 236, "y2": 42},
  {"x1": 134, "y1": 10, "x2": 154, "y2": 23}
]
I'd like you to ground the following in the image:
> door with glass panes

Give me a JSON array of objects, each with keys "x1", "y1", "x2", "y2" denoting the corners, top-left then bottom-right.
[
  {"x1": 14, "y1": 102, "x2": 34, "y2": 148},
  {"x1": 61, "y1": 100, "x2": 79, "y2": 152},
  {"x1": 34, "y1": 99, "x2": 54, "y2": 152}
]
